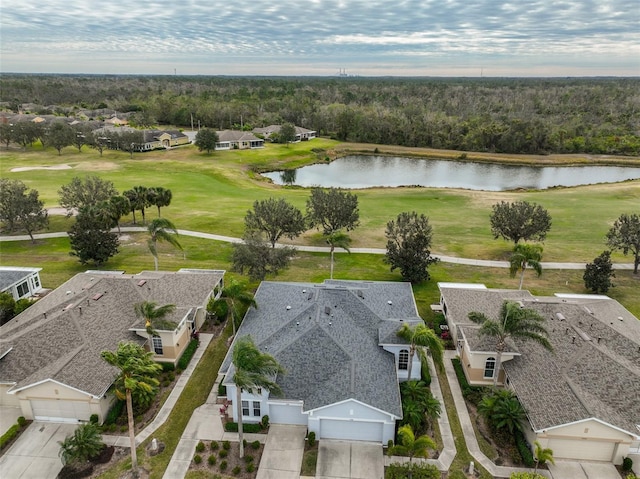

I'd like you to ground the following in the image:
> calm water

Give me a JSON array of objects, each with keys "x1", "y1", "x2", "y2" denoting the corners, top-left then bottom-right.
[{"x1": 262, "y1": 155, "x2": 640, "y2": 191}]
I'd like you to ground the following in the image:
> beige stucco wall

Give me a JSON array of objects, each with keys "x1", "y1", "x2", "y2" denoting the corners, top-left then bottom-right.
[
  {"x1": 0, "y1": 384, "x2": 20, "y2": 406},
  {"x1": 459, "y1": 345, "x2": 509, "y2": 386}
]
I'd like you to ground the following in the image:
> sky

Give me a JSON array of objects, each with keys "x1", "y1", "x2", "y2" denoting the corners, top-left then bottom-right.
[{"x1": 1, "y1": 0, "x2": 639, "y2": 77}]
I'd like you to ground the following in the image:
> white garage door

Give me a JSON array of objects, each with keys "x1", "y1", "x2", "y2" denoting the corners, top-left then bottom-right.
[
  {"x1": 547, "y1": 438, "x2": 616, "y2": 462},
  {"x1": 30, "y1": 399, "x2": 91, "y2": 423},
  {"x1": 319, "y1": 419, "x2": 383, "y2": 442}
]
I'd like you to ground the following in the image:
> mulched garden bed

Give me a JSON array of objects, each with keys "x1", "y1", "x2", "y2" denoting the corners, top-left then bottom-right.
[{"x1": 188, "y1": 440, "x2": 264, "y2": 479}]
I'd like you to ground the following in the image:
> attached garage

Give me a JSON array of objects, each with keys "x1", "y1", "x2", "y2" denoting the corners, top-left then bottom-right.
[
  {"x1": 546, "y1": 438, "x2": 617, "y2": 462},
  {"x1": 319, "y1": 418, "x2": 384, "y2": 442},
  {"x1": 30, "y1": 399, "x2": 91, "y2": 423}
]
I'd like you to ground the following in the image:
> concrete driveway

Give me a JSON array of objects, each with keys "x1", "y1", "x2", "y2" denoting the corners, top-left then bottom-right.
[
  {"x1": 256, "y1": 424, "x2": 306, "y2": 479},
  {"x1": 0, "y1": 421, "x2": 76, "y2": 479},
  {"x1": 548, "y1": 461, "x2": 622, "y2": 479},
  {"x1": 316, "y1": 440, "x2": 383, "y2": 479}
]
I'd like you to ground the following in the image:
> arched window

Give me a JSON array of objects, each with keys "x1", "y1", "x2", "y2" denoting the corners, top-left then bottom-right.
[
  {"x1": 484, "y1": 357, "x2": 496, "y2": 379},
  {"x1": 399, "y1": 349, "x2": 409, "y2": 371}
]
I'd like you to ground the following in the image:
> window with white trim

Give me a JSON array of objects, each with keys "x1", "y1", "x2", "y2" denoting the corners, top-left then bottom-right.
[
  {"x1": 16, "y1": 281, "x2": 29, "y2": 297},
  {"x1": 484, "y1": 357, "x2": 496, "y2": 379},
  {"x1": 398, "y1": 349, "x2": 409, "y2": 371},
  {"x1": 252, "y1": 401, "x2": 261, "y2": 417},
  {"x1": 242, "y1": 400, "x2": 250, "y2": 416},
  {"x1": 152, "y1": 336, "x2": 163, "y2": 355}
]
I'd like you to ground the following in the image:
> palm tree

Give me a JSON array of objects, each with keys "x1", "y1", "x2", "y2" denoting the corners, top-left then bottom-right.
[
  {"x1": 388, "y1": 424, "x2": 436, "y2": 463},
  {"x1": 534, "y1": 440, "x2": 555, "y2": 473},
  {"x1": 58, "y1": 423, "x2": 104, "y2": 466},
  {"x1": 400, "y1": 380, "x2": 441, "y2": 434},
  {"x1": 232, "y1": 335, "x2": 284, "y2": 458},
  {"x1": 397, "y1": 323, "x2": 444, "y2": 380},
  {"x1": 134, "y1": 301, "x2": 176, "y2": 339},
  {"x1": 469, "y1": 300, "x2": 552, "y2": 387},
  {"x1": 221, "y1": 280, "x2": 257, "y2": 336},
  {"x1": 101, "y1": 342, "x2": 162, "y2": 478},
  {"x1": 147, "y1": 218, "x2": 182, "y2": 271},
  {"x1": 149, "y1": 187, "x2": 172, "y2": 217},
  {"x1": 509, "y1": 243, "x2": 543, "y2": 290},
  {"x1": 478, "y1": 389, "x2": 526, "y2": 434},
  {"x1": 326, "y1": 231, "x2": 351, "y2": 280}
]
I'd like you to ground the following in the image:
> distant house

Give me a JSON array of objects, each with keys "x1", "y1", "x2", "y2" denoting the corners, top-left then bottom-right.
[
  {"x1": 137, "y1": 130, "x2": 190, "y2": 151},
  {"x1": 221, "y1": 280, "x2": 426, "y2": 444},
  {"x1": 0, "y1": 269, "x2": 224, "y2": 423},
  {"x1": 215, "y1": 130, "x2": 264, "y2": 150},
  {"x1": 253, "y1": 125, "x2": 316, "y2": 142},
  {"x1": 0, "y1": 267, "x2": 43, "y2": 301},
  {"x1": 438, "y1": 283, "x2": 640, "y2": 465}
]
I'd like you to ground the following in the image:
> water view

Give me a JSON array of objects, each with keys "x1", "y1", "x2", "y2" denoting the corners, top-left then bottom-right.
[{"x1": 263, "y1": 155, "x2": 640, "y2": 191}]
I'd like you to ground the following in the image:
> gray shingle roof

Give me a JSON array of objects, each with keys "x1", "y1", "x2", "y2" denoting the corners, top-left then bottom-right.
[
  {"x1": 0, "y1": 270, "x2": 223, "y2": 397},
  {"x1": 0, "y1": 267, "x2": 40, "y2": 292},
  {"x1": 222, "y1": 280, "x2": 420, "y2": 418}
]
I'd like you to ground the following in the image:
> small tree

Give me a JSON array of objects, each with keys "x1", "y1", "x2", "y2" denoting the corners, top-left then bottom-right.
[
  {"x1": 0, "y1": 292, "x2": 16, "y2": 325},
  {"x1": 244, "y1": 197, "x2": 306, "y2": 248},
  {"x1": 490, "y1": 200, "x2": 552, "y2": 244},
  {"x1": 59, "y1": 175, "x2": 117, "y2": 217},
  {"x1": 108, "y1": 195, "x2": 131, "y2": 234},
  {"x1": 195, "y1": 128, "x2": 219, "y2": 153},
  {"x1": 0, "y1": 179, "x2": 48, "y2": 241},
  {"x1": 232, "y1": 232, "x2": 296, "y2": 281},
  {"x1": 101, "y1": 342, "x2": 162, "y2": 479},
  {"x1": 147, "y1": 218, "x2": 182, "y2": 271},
  {"x1": 385, "y1": 211, "x2": 439, "y2": 283},
  {"x1": 46, "y1": 121, "x2": 75, "y2": 155},
  {"x1": 533, "y1": 440, "x2": 555, "y2": 474},
  {"x1": 388, "y1": 424, "x2": 436, "y2": 463},
  {"x1": 148, "y1": 187, "x2": 172, "y2": 217},
  {"x1": 278, "y1": 123, "x2": 297, "y2": 146},
  {"x1": 509, "y1": 243, "x2": 543, "y2": 290},
  {"x1": 306, "y1": 187, "x2": 359, "y2": 279},
  {"x1": 583, "y1": 250, "x2": 615, "y2": 293},
  {"x1": 58, "y1": 423, "x2": 104, "y2": 465},
  {"x1": 68, "y1": 206, "x2": 119, "y2": 265},
  {"x1": 606, "y1": 212, "x2": 640, "y2": 274}
]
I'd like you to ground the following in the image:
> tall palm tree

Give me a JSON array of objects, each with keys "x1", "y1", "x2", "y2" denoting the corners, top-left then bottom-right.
[
  {"x1": 534, "y1": 440, "x2": 555, "y2": 473},
  {"x1": 134, "y1": 301, "x2": 176, "y2": 340},
  {"x1": 147, "y1": 218, "x2": 182, "y2": 271},
  {"x1": 101, "y1": 342, "x2": 162, "y2": 479},
  {"x1": 232, "y1": 336, "x2": 284, "y2": 458},
  {"x1": 397, "y1": 323, "x2": 444, "y2": 380},
  {"x1": 149, "y1": 187, "x2": 172, "y2": 218},
  {"x1": 326, "y1": 231, "x2": 351, "y2": 280},
  {"x1": 469, "y1": 300, "x2": 552, "y2": 387},
  {"x1": 221, "y1": 280, "x2": 257, "y2": 336},
  {"x1": 388, "y1": 424, "x2": 436, "y2": 463},
  {"x1": 509, "y1": 243, "x2": 543, "y2": 290}
]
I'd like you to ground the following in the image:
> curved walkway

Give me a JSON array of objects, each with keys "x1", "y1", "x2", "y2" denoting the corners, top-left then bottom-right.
[{"x1": 2, "y1": 227, "x2": 635, "y2": 271}]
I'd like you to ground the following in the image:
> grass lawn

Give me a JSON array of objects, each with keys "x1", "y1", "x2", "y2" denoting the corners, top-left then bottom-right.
[{"x1": 1, "y1": 140, "x2": 639, "y2": 263}]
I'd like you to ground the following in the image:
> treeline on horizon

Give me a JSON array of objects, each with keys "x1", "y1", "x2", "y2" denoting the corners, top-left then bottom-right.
[{"x1": 1, "y1": 74, "x2": 639, "y2": 155}]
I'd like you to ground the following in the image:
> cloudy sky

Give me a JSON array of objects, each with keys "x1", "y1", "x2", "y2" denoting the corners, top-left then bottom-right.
[{"x1": 1, "y1": 0, "x2": 638, "y2": 77}]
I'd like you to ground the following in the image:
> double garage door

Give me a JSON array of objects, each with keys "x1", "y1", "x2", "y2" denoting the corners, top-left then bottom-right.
[
  {"x1": 547, "y1": 437, "x2": 616, "y2": 462},
  {"x1": 319, "y1": 418, "x2": 384, "y2": 442},
  {"x1": 30, "y1": 399, "x2": 91, "y2": 423}
]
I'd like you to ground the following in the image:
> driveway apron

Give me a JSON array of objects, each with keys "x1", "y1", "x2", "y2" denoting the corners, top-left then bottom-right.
[
  {"x1": 316, "y1": 440, "x2": 383, "y2": 479},
  {"x1": 256, "y1": 424, "x2": 306, "y2": 479}
]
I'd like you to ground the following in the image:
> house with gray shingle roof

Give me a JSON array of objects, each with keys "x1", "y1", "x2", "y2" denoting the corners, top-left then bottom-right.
[
  {"x1": 438, "y1": 283, "x2": 640, "y2": 465},
  {"x1": 215, "y1": 130, "x2": 264, "y2": 150},
  {"x1": 253, "y1": 124, "x2": 317, "y2": 142},
  {"x1": 0, "y1": 269, "x2": 224, "y2": 423},
  {"x1": 220, "y1": 279, "x2": 426, "y2": 443},
  {"x1": 0, "y1": 266, "x2": 43, "y2": 302}
]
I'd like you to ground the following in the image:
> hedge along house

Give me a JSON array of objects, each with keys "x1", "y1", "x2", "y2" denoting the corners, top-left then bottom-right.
[
  {"x1": 438, "y1": 283, "x2": 640, "y2": 465},
  {"x1": 0, "y1": 269, "x2": 224, "y2": 423},
  {"x1": 220, "y1": 280, "x2": 428, "y2": 444},
  {"x1": 0, "y1": 266, "x2": 44, "y2": 301}
]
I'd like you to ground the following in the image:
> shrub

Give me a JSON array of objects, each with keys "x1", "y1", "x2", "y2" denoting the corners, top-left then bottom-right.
[
  {"x1": 218, "y1": 381, "x2": 227, "y2": 397},
  {"x1": 515, "y1": 430, "x2": 534, "y2": 467},
  {"x1": 196, "y1": 440, "x2": 205, "y2": 453},
  {"x1": 251, "y1": 440, "x2": 260, "y2": 450},
  {"x1": 0, "y1": 424, "x2": 20, "y2": 450},
  {"x1": 177, "y1": 338, "x2": 199, "y2": 370},
  {"x1": 224, "y1": 422, "x2": 262, "y2": 433},
  {"x1": 243, "y1": 439, "x2": 247, "y2": 448},
  {"x1": 308, "y1": 431, "x2": 316, "y2": 447},
  {"x1": 222, "y1": 440, "x2": 231, "y2": 450},
  {"x1": 208, "y1": 454, "x2": 217, "y2": 466},
  {"x1": 210, "y1": 440, "x2": 219, "y2": 450},
  {"x1": 261, "y1": 414, "x2": 269, "y2": 429},
  {"x1": 17, "y1": 416, "x2": 27, "y2": 427},
  {"x1": 218, "y1": 449, "x2": 228, "y2": 458},
  {"x1": 385, "y1": 462, "x2": 440, "y2": 479},
  {"x1": 104, "y1": 400, "x2": 124, "y2": 425},
  {"x1": 387, "y1": 439, "x2": 394, "y2": 449},
  {"x1": 207, "y1": 298, "x2": 228, "y2": 323},
  {"x1": 193, "y1": 454, "x2": 202, "y2": 464},
  {"x1": 246, "y1": 463, "x2": 255, "y2": 473},
  {"x1": 220, "y1": 460, "x2": 228, "y2": 471},
  {"x1": 623, "y1": 457, "x2": 633, "y2": 472},
  {"x1": 160, "y1": 362, "x2": 175, "y2": 372},
  {"x1": 244, "y1": 454, "x2": 254, "y2": 463},
  {"x1": 420, "y1": 355, "x2": 432, "y2": 386},
  {"x1": 89, "y1": 414, "x2": 99, "y2": 425},
  {"x1": 232, "y1": 465, "x2": 241, "y2": 475},
  {"x1": 58, "y1": 424, "x2": 105, "y2": 465}
]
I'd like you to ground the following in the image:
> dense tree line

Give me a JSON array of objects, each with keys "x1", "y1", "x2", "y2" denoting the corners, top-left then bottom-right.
[{"x1": 1, "y1": 74, "x2": 639, "y2": 155}]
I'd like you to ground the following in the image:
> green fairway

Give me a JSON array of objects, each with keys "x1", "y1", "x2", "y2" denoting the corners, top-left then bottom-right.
[{"x1": 2, "y1": 141, "x2": 639, "y2": 264}]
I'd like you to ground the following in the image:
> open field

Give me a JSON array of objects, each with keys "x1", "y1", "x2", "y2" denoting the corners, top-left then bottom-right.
[{"x1": 1, "y1": 140, "x2": 639, "y2": 264}]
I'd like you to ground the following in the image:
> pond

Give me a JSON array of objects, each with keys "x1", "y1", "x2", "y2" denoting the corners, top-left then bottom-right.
[{"x1": 262, "y1": 155, "x2": 640, "y2": 191}]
